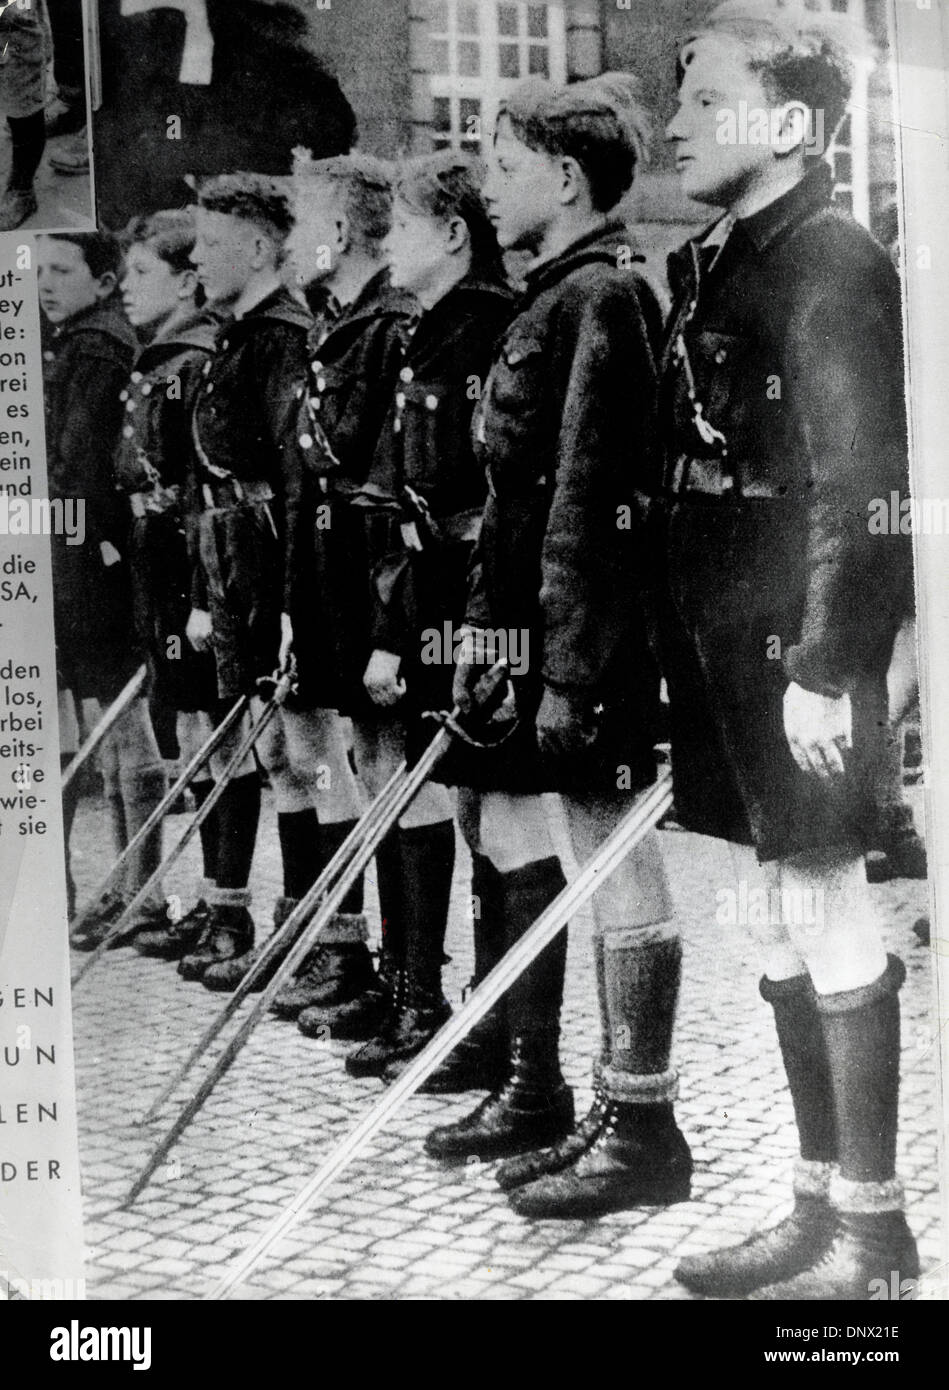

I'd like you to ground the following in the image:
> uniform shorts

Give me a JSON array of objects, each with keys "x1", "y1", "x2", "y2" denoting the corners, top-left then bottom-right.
[{"x1": 0, "y1": 2, "x2": 51, "y2": 119}]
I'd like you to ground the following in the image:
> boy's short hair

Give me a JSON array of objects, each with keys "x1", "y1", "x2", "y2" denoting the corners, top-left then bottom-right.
[
  {"x1": 122, "y1": 209, "x2": 197, "y2": 274},
  {"x1": 43, "y1": 232, "x2": 123, "y2": 282},
  {"x1": 499, "y1": 74, "x2": 651, "y2": 214},
  {"x1": 192, "y1": 172, "x2": 294, "y2": 242},
  {"x1": 292, "y1": 148, "x2": 394, "y2": 249},
  {"x1": 394, "y1": 150, "x2": 505, "y2": 281},
  {"x1": 680, "y1": 1, "x2": 872, "y2": 139}
]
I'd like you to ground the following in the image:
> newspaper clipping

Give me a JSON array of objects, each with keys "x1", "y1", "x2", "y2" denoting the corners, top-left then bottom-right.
[{"x1": 0, "y1": 0, "x2": 946, "y2": 1345}]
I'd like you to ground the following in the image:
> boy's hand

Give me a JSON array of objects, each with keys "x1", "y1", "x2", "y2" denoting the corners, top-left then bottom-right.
[
  {"x1": 783, "y1": 681, "x2": 852, "y2": 783},
  {"x1": 99, "y1": 541, "x2": 122, "y2": 568},
  {"x1": 536, "y1": 686, "x2": 597, "y2": 761},
  {"x1": 186, "y1": 608, "x2": 213, "y2": 653},
  {"x1": 364, "y1": 649, "x2": 405, "y2": 707}
]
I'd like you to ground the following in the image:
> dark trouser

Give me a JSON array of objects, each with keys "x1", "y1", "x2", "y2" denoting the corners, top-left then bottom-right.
[{"x1": 46, "y1": 0, "x2": 86, "y2": 100}]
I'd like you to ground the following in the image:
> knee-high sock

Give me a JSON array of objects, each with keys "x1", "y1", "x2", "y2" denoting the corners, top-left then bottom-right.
[
  {"x1": 214, "y1": 772, "x2": 260, "y2": 890},
  {"x1": 401, "y1": 821, "x2": 455, "y2": 995},
  {"x1": 7, "y1": 112, "x2": 45, "y2": 190},
  {"x1": 118, "y1": 766, "x2": 167, "y2": 904},
  {"x1": 277, "y1": 808, "x2": 319, "y2": 901},
  {"x1": 191, "y1": 779, "x2": 220, "y2": 885}
]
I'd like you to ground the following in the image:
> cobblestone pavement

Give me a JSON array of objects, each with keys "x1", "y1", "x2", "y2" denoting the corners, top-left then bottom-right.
[
  {"x1": 69, "y1": 785, "x2": 945, "y2": 1301},
  {"x1": 0, "y1": 125, "x2": 93, "y2": 232}
]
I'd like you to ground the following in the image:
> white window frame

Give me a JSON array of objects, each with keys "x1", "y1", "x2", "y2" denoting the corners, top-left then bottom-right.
[
  {"x1": 428, "y1": 1, "x2": 568, "y2": 153},
  {"x1": 824, "y1": 0, "x2": 872, "y2": 227}
]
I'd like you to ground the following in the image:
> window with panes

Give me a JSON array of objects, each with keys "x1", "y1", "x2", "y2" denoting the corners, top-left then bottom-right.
[{"x1": 427, "y1": 1, "x2": 568, "y2": 155}]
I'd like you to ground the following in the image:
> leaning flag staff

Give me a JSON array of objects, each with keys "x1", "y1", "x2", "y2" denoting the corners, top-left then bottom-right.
[
  {"x1": 70, "y1": 671, "x2": 294, "y2": 988},
  {"x1": 206, "y1": 766, "x2": 675, "y2": 1300},
  {"x1": 135, "y1": 754, "x2": 410, "y2": 1127},
  {"x1": 124, "y1": 663, "x2": 513, "y2": 1203},
  {"x1": 69, "y1": 694, "x2": 250, "y2": 939},
  {"x1": 60, "y1": 664, "x2": 147, "y2": 792}
]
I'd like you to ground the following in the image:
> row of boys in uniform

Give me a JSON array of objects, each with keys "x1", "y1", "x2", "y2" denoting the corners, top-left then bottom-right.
[{"x1": 42, "y1": 0, "x2": 919, "y2": 1301}]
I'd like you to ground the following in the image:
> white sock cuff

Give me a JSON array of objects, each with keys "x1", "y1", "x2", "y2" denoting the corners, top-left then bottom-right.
[
  {"x1": 793, "y1": 1157, "x2": 835, "y2": 1198},
  {"x1": 831, "y1": 1173, "x2": 905, "y2": 1214}
]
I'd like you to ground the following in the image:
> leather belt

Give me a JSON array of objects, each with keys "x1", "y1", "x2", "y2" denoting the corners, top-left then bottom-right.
[
  {"x1": 669, "y1": 456, "x2": 782, "y2": 500},
  {"x1": 201, "y1": 477, "x2": 274, "y2": 511}
]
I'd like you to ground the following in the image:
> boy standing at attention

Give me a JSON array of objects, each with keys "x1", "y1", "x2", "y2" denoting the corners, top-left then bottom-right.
[{"x1": 657, "y1": 2, "x2": 916, "y2": 1299}]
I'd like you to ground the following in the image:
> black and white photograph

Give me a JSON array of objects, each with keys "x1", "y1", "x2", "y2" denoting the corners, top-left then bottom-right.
[
  {"x1": 0, "y1": 0, "x2": 94, "y2": 232},
  {"x1": 8, "y1": 0, "x2": 948, "y2": 1313}
]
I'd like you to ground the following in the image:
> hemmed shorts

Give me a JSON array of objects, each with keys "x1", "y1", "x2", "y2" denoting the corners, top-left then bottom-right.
[{"x1": 0, "y1": 3, "x2": 51, "y2": 120}]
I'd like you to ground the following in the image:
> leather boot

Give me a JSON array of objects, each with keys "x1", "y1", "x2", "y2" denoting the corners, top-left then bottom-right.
[
  {"x1": 178, "y1": 888, "x2": 255, "y2": 982},
  {"x1": 751, "y1": 956, "x2": 919, "y2": 1300},
  {"x1": 676, "y1": 972, "x2": 837, "y2": 1295},
  {"x1": 497, "y1": 934, "x2": 613, "y2": 1189},
  {"x1": 509, "y1": 923, "x2": 691, "y2": 1216},
  {"x1": 297, "y1": 832, "x2": 404, "y2": 1038},
  {"x1": 300, "y1": 939, "x2": 400, "y2": 1041},
  {"x1": 424, "y1": 857, "x2": 572, "y2": 1160},
  {"x1": 420, "y1": 852, "x2": 509, "y2": 1095},
  {"x1": 270, "y1": 917, "x2": 373, "y2": 1015},
  {"x1": 202, "y1": 895, "x2": 307, "y2": 993},
  {"x1": 375, "y1": 822, "x2": 455, "y2": 1082},
  {"x1": 135, "y1": 890, "x2": 213, "y2": 960}
]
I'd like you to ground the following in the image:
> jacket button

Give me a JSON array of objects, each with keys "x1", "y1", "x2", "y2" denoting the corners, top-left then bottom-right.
[
  {"x1": 714, "y1": 348, "x2": 727, "y2": 364},
  {"x1": 141, "y1": 382, "x2": 153, "y2": 396},
  {"x1": 299, "y1": 433, "x2": 313, "y2": 450},
  {"x1": 119, "y1": 389, "x2": 129, "y2": 401},
  {"x1": 395, "y1": 392, "x2": 406, "y2": 409},
  {"x1": 400, "y1": 367, "x2": 414, "y2": 384},
  {"x1": 295, "y1": 385, "x2": 304, "y2": 399},
  {"x1": 43, "y1": 349, "x2": 55, "y2": 362},
  {"x1": 202, "y1": 361, "x2": 212, "y2": 375},
  {"x1": 312, "y1": 360, "x2": 323, "y2": 373},
  {"x1": 126, "y1": 399, "x2": 136, "y2": 412},
  {"x1": 311, "y1": 396, "x2": 321, "y2": 410},
  {"x1": 221, "y1": 339, "x2": 229, "y2": 351},
  {"x1": 317, "y1": 377, "x2": 326, "y2": 392},
  {"x1": 122, "y1": 425, "x2": 134, "y2": 438},
  {"x1": 131, "y1": 371, "x2": 143, "y2": 384},
  {"x1": 425, "y1": 395, "x2": 438, "y2": 411},
  {"x1": 206, "y1": 383, "x2": 214, "y2": 394},
  {"x1": 394, "y1": 419, "x2": 402, "y2": 434}
]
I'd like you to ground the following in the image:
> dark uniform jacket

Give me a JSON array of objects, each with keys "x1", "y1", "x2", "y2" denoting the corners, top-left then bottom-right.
[
  {"x1": 655, "y1": 162, "x2": 911, "y2": 858},
  {"x1": 114, "y1": 307, "x2": 221, "y2": 713},
  {"x1": 364, "y1": 272, "x2": 515, "y2": 716},
  {"x1": 93, "y1": 0, "x2": 356, "y2": 226},
  {"x1": 451, "y1": 220, "x2": 664, "y2": 794},
  {"x1": 286, "y1": 269, "x2": 415, "y2": 712},
  {"x1": 191, "y1": 283, "x2": 312, "y2": 699},
  {"x1": 43, "y1": 298, "x2": 139, "y2": 702}
]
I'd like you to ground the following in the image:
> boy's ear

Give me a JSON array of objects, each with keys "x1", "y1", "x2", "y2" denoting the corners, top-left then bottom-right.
[
  {"x1": 177, "y1": 266, "x2": 200, "y2": 300},
  {"x1": 333, "y1": 212, "x2": 351, "y2": 257},
  {"x1": 559, "y1": 155, "x2": 586, "y2": 208},
  {"x1": 444, "y1": 214, "x2": 469, "y2": 257},
  {"x1": 94, "y1": 271, "x2": 118, "y2": 302},
  {"x1": 773, "y1": 101, "x2": 813, "y2": 161}
]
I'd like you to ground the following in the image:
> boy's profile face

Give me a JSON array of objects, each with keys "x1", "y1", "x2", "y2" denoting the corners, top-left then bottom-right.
[
  {"x1": 286, "y1": 180, "x2": 343, "y2": 289},
  {"x1": 37, "y1": 239, "x2": 113, "y2": 325},
  {"x1": 667, "y1": 34, "x2": 784, "y2": 209},
  {"x1": 484, "y1": 115, "x2": 564, "y2": 255},
  {"x1": 384, "y1": 196, "x2": 448, "y2": 301},
  {"x1": 191, "y1": 207, "x2": 267, "y2": 306},
  {"x1": 121, "y1": 243, "x2": 189, "y2": 331}
]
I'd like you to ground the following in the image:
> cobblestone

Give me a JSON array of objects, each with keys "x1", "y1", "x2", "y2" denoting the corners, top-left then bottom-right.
[{"x1": 69, "y1": 790, "x2": 943, "y2": 1300}]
